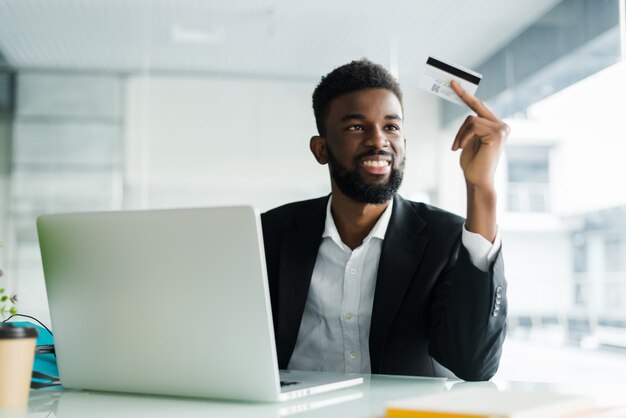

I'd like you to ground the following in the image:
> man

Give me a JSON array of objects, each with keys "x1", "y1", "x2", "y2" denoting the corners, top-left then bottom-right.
[{"x1": 261, "y1": 59, "x2": 508, "y2": 381}]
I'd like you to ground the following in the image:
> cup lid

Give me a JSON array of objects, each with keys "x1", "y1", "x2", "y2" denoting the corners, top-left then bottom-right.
[{"x1": 0, "y1": 323, "x2": 39, "y2": 339}]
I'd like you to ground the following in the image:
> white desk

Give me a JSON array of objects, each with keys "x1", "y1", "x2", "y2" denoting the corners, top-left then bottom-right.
[{"x1": 25, "y1": 373, "x2": 626, "y2": 418}]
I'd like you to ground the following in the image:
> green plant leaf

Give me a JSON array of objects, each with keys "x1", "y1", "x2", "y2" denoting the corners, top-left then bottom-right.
[
  {"x1": 9, "y1": 307, "x2": 16, "y2": 315},
  {"x1": 1, "y1": 296, "x2": 7, "y2": 302}
]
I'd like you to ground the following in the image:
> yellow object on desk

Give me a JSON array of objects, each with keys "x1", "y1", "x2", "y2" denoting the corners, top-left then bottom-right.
[{"x1": 386, "y1": 387, "x2": 595, "y2": 418}]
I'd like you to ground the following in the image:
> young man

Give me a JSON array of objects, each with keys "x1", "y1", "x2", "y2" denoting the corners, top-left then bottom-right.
[{"x1": 261, "y1": 59, "x2": 508, "y2": 381}]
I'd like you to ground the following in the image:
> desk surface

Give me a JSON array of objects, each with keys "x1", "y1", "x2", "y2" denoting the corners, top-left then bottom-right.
[{"x1": 26, "y1": 373, "x2": 626, "y2": 418}]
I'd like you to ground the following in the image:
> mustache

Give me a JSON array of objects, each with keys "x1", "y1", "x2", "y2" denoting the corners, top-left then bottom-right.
[{"x1": 355, "y1": 149, "x2": 394, "y2": 161}]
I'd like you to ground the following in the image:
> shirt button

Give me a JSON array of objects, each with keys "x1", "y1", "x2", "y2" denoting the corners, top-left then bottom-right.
[
  {"x1": 349, "y1": 267, "x2": 357, "y2": 275},
  {"x1": 349, "y1": 351, "x2": 357, "y2": 359},
  {"x1": 345, "y1": 313, "x2": 353, "y2": 320}
]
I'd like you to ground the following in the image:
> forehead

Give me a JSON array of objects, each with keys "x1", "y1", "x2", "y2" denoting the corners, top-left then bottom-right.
[{"x1": 326, "y1": 88, "x2": 403, "y2": 121}]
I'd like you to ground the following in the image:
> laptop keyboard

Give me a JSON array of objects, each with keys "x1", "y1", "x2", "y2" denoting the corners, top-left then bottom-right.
[{"x1": 280, "y1": 380, "x2": 299, "y2": 387}]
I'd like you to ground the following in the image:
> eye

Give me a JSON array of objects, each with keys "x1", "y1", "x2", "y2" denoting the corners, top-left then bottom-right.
[
  {"x1": 385, "y1": 124, "x2": 400, "y2": 131},
  {"x1": 346, "y1": 124, "x2": 364, "y2": 131}
]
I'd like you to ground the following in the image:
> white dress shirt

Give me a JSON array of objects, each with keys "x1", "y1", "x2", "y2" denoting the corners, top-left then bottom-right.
[{"x1": 287, "y1": 196, "x2": 501, "y2": 373}]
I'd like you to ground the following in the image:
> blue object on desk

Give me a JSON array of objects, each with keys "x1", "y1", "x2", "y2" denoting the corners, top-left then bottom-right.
[{"x1": 12, "y1": 321, "x2": 60, "y2": 383}]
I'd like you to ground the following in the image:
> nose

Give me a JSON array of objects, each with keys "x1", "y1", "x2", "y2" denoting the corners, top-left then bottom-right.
[{"x1": 364, "y1": 127, "x2": 389, "y2": 149}]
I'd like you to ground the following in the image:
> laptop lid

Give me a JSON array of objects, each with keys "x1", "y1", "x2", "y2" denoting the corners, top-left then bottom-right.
[{"x1": 37, "y1": 206, "x2": 283, "y2": 402}]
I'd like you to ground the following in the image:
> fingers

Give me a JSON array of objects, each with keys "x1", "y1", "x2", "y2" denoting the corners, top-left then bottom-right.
[
  {"x1": 450, "y1": 80, "x2": 498, "y2": 122},
  {"x1": 453, "y1": 117, "x2": 506, "y2": 151},
  {"x1": 452, "y1": 115, "x2": 474, "y2": 151},
  {"x1": 450, "y1": 81, "x2": 510, "y2": 152}
]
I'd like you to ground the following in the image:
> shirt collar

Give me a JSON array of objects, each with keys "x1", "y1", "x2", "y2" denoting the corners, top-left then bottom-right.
[{"x1": 323, "y1": 195, "x2": 394, "y2": 250}]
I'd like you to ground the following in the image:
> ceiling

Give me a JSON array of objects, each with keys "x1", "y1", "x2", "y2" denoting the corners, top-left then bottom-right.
[{"x1": 0, "y1": 0, "x2": 563, "y2": 81}]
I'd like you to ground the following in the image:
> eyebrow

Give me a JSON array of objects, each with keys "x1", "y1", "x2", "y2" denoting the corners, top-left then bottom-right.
[{"x1": 340, "y1": 113, "x2": 403, "y2": 122}]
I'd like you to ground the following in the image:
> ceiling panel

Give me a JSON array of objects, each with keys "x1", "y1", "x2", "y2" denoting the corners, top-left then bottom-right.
[{"x1": 0, "y1": 0, "x2": 563, "y2": 80}]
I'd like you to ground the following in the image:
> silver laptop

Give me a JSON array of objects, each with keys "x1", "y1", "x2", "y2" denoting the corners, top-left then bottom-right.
[{"x1": 37, "y1": 206, "x2": 363, "y2": 402}]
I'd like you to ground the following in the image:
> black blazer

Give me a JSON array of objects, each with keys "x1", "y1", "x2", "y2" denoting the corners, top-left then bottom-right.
[{"x1": 261, "y1": 195, "x2": 507, "y2": 381}]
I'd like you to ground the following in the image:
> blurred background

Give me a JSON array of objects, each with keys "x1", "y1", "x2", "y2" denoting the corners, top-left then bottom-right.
[{"x1": 1, "y1": 0, "x2": 625, "y2": 385}]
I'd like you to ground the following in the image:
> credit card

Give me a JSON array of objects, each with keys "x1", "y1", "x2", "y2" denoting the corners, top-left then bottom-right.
[{"x1": 418, "y1": 56, "x2": 482, "y2": 106}]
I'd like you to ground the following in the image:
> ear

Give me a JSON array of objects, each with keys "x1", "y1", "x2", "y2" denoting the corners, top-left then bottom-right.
[{"x1": 310, "y1": 136, "x2": 328, "y2": 165}]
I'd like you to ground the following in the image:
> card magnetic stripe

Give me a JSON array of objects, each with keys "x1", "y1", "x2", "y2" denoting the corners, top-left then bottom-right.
[{"x1": 426, "y1": 57, "x2": 481, "y2": 85}]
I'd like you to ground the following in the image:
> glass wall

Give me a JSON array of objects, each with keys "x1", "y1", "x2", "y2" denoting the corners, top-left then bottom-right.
[{"x1": 497, "y1": 61, "x2": 626, "y2": 383}]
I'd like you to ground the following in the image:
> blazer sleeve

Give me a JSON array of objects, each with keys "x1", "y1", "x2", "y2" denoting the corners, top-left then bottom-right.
[{"x1": 428, "y1": 241, "x2": 507, "y2": 381}]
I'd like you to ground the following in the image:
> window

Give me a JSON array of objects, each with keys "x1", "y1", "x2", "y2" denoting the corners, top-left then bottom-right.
[{"x1": 506, "y1": 145, "x2": 551, "y2": 212}]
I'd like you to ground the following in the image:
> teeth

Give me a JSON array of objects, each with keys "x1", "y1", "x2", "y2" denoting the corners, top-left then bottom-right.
[{"x1": 363, "y1": 160, "x2": 389, "y2": 167}]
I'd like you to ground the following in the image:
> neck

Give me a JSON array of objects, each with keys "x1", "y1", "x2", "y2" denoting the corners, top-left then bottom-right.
[{"x1": 330, "y1": 187, "x2": 391, "y2": 250}]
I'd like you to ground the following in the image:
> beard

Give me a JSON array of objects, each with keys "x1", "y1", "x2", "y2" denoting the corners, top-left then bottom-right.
[{"x1": 327, "y1": 147, "x2": 405, "y2": 204}]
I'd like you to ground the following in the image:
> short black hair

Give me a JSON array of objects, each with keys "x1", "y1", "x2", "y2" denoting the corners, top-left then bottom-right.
[{"x1": 312, "y1": 59, "x2": 403, "y2": 136}]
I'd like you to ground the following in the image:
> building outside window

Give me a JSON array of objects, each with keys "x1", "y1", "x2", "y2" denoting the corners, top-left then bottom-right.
[{"x1": 506, "y1": 145, "x2": 552, "y2": 213}]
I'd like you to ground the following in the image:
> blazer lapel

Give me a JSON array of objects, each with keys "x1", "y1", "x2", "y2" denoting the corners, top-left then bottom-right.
[
  {"x1": 276, "y1": 196, "x2": 328, "y2": 368},
  {"x1": 369, "y1": 195, "x2": 428, "y2": 372}
]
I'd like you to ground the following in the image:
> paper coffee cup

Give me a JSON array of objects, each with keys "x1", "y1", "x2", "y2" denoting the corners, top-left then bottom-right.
[{"x1": 0, "y1": 324, "x2": 38, "y2": 408}]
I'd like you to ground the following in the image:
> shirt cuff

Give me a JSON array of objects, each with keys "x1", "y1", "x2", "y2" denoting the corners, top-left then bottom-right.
[{"x1": 461, "y1": 224, "x2": 502, "y2": 272}]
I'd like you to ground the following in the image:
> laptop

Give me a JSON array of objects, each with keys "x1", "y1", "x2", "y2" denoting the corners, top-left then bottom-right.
[{"x1": 37, "y1": 206, "x2": 363, "y2": 402}]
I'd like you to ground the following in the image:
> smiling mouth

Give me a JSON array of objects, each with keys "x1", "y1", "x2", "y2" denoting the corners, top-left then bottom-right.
[{"x1": 362, "y1": 160, "x2": 390, "y2": 167}]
